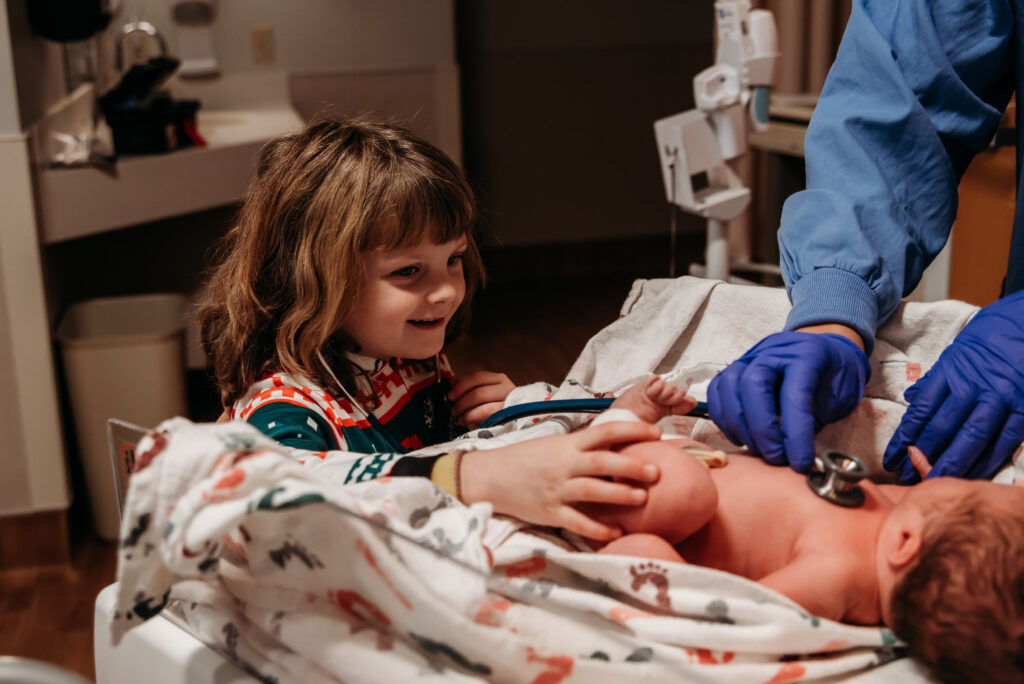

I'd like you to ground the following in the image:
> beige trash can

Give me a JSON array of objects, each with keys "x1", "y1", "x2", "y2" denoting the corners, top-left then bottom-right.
[{"x1": 56, "y1": 293, "x2": 188, "y2": 541}]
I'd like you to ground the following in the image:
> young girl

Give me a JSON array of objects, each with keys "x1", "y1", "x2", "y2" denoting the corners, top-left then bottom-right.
[{"x1": 197, "y1": 118, "x2": 661, "y2": 540}]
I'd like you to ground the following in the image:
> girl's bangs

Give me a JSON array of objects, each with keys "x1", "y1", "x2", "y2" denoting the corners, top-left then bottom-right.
[{"x1": 366, "y1": 184, "x2": 473, "y2": 251}]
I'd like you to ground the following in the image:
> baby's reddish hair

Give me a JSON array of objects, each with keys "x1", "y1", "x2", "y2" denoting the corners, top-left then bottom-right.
[{"x1": 890, "y1": 488, "x2": 1024, "y2": 683}]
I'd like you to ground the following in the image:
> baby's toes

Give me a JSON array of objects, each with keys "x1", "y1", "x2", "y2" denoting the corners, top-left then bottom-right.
[
  {"x1": 665, "y1": 393, "x2": 699, "y2": 416},
  {"x1": 642, "y1": 376, "x2": 667, "y2": 398},
  {"x1": 659, "y1": 383, "x2": 688, "y2": 404}
]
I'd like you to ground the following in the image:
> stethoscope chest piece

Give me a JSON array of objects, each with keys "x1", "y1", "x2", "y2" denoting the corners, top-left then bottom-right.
[{"x1": 806, "y1": 450, "x2": 869, "y2": 508}]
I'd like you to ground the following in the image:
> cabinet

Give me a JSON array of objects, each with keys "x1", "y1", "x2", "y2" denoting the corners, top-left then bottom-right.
[{"x1": 948, "y1": 145, "x2": 1016, "y2": 307}]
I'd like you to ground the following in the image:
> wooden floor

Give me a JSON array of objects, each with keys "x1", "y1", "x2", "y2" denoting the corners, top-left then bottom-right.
[{"x1": 0, "y1": 273, "x2": 640, "y2": 682}]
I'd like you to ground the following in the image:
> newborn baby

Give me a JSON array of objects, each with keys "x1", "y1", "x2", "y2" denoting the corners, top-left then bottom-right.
[{"x1": 582, "y1": 376, "x2": 1024, "y2": 684}]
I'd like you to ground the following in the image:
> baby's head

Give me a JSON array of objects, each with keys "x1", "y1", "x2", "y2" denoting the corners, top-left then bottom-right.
[
  {"x1": 199, "y1": 118, "x2": 484, "y2": 403},
  {"x1": 877, "y1": 477, "x2": 1024, "y2": 683}
]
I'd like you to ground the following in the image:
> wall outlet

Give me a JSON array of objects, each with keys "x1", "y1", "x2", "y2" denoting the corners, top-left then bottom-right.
[{"x1": 250, "y1": 26, "x2": 276, "y2": 65}]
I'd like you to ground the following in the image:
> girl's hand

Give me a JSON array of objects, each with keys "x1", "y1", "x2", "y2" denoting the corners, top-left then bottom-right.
[
  {"x1": 449, "y1": 371, "x2": 517, "y2": 428},
  {"x1": 459, "y1": 421, "x2": 662, "y2": 540}
]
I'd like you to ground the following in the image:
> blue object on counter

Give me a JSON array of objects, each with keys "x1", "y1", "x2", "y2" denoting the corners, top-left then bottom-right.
[{"x1": 479, "y1": 398, "x2": 710, "y2": 429}]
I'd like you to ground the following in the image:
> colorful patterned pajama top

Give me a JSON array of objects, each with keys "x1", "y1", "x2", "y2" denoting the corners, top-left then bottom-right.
[{"x1": 231, "y1": 352, "x2": 466, "y2": 485}]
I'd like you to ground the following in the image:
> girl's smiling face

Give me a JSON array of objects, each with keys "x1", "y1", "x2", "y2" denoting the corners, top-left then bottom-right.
[{"x1": 345, "y1": 237, "x2": 468, "y2": 360}]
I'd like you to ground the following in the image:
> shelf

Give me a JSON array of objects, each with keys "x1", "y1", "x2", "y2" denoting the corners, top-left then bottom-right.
[{"x1": 34, "y1": 73, "x2": 304, "y2": 244}]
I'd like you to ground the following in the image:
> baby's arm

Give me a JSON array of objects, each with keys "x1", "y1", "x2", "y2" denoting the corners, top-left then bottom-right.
[{"x1": 756, "y1": 555, "x2": 854, "y2": 622}]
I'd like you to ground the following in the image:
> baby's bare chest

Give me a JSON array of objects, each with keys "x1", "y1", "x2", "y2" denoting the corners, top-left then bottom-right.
[{"x1": 685, "y1": 465, "x2": 852, "y2": 577}]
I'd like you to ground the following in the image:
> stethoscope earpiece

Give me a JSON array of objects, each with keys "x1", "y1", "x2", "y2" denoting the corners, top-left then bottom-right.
[{"x1": 806, "y1": 450, "x2": 869, "y2": 507}]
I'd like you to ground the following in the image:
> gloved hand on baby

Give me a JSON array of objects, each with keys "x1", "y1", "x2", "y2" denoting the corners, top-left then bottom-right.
[
  {"x1": 706, "y1": 330, "x2": 868, "y2": 473},
  {"x1": 708, "y1": 291, "x2": 1024, "y2": 484},
  {"x1": 884, "y1": 290, "x2": 1024, "y2": 483}
]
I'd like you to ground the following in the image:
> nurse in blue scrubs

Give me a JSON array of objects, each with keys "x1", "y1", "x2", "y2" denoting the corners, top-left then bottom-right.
[{"x1": 708, "y1": 0, "x2": 1024, "y2": 483}]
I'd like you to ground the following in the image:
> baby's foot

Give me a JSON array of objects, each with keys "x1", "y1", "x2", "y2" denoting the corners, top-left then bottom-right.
[{"x1": 611, "y1": 376, "x2": 698, "y2": 424}]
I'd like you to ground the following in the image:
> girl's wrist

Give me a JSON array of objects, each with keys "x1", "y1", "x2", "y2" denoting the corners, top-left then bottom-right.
[{"x1": 458, "y1": 450, "x2": 492, "y2": 506}]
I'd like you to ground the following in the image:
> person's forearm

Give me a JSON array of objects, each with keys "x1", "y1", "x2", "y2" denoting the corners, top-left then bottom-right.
[
  {"x1": 780, "y1": 0, "x2": 1013, "y2": 353},
  {"x1": 794, "y1": 324, "x2": 865, "y2": 352}
]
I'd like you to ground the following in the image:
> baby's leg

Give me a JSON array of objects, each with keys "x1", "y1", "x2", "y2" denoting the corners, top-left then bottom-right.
[
  {"x1": 599, "y1": 533, "x2": 685, "y2": 563},
  {"x1": 611, "y1": 376, "x2": 698, "y2": 424},
  {"x1": 579, "y1": 439, "x2": 718, "y2": 546}
]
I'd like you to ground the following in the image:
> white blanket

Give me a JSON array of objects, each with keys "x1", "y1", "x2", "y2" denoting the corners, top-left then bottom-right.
[{"x1": 110, "y1": 276, "x2": 1021, "y2": 683}]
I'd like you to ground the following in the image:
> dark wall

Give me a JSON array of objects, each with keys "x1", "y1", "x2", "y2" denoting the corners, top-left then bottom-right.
[{"x1": 457, "y1": 0, "x2": 714, "y2": 247}]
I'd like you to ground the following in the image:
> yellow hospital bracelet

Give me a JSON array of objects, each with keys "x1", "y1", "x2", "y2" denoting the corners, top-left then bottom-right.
[{"x1": 429, "y1": 450, "x2": 466, "y2": 500}]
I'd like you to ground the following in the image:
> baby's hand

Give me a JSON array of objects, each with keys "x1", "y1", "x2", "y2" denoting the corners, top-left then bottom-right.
[
  {"x1": 459, "y1": 421, "x2": 662, "y2": 540},
  {"x1": 449, "y1": 371, "x2": 516, "y2": 428},
  {"x1": 611, "y1": 376, "x2": 698, "y2": 424}
]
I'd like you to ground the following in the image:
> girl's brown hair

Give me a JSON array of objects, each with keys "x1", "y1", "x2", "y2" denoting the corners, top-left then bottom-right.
[{"x1": 197, "y1": 118, "x2": 483, "y2": 407}]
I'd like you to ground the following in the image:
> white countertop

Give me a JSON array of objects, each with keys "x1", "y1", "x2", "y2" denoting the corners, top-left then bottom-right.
[{"x1": 34, "y1": 72, "x2": 304, "y2": 244}]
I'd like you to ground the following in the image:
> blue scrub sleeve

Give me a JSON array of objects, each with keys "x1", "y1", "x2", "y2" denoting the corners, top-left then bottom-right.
[{"x1": 779, "y1": 0, "x2": 1014, "y2": 353}]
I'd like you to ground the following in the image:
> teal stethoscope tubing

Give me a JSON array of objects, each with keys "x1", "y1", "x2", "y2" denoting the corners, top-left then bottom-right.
[
  {"x1": 366, "y1": 396, "x2": 709, "y2": 453},
  {"x1": 478, "y1": 398, "x2": 710, "y2": 429}
]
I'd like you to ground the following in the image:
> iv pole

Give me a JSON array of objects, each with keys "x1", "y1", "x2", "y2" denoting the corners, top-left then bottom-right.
[{"x1": 653, "y1": 0, "x2": 779, "y2": 282}]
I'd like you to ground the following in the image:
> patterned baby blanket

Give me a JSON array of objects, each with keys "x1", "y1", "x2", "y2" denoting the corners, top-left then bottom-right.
[
  {"x1": 111, "y1": 275, "x2": 1019, "y2": 683},
  {"x1": 112, "y1": 418, "x2": 917, "y2": 683}
]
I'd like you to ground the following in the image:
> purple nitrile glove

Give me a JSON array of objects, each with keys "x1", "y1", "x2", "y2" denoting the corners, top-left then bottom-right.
[
  {"x1": 708, "y1": 331, "x2": 870, "y2": 472},
  {"x1": 884, "y1": 291, "x2": 1024, "y2": 484}
]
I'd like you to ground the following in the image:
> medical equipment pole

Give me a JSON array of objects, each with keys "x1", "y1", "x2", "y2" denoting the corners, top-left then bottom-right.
[
  {"x1": 706, "y1": 217, "x2": 729, "y2": 281},
  {"x1": 653, "y1": 1, "x2": 778, "y2": 282}
]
